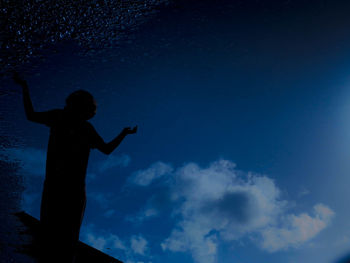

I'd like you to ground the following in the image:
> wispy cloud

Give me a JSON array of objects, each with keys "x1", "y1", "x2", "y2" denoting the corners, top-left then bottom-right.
[
  {"x1": 129, "y1": 161, "x2": 173, "y2": 186},
  {"x1": 130, "y1": 235, "x2": 148, "y2": 255},
  {"x1": 98, "y1": 153, "x2": 131, "y2": 173},
  {"x1": 0, "y1": 147, "x2": 46, "y2": 176},
  {"x1": 104, "y1": 209, "x2": 116, "y2": 218},
  {"x1": 82, "y1": 226, "x2": 127, "y2": 257},
  {"x1": 125, "y1": 192, "x2": 172, "y2": 223},
  {"x1": 260, "y1": 204, "x2": 334, "y2": 252},
  {"x1": 6, "y1": 146, "x2": 334, "y2": 263},
  {"x1": 298, "y1": 187, "x2": 311, "y2": 198},
  {"x1": 131, "y1": 159, "x2": 334, "y2": 263},
  {"x1": 82, "y1": 226, "x2": 150, "y2": 262},
  {"x1": 126, "y1": 207, "x2": 159, "y2": 223},
  {"x1": 88, "y1": 192, "x2": 114, "y2": 210}
]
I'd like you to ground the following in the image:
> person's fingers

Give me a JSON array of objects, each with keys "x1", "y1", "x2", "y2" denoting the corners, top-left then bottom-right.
[
  {"x1": 13, "y1": 72, "x2": 22, "y2": 81},
  {"x1": 12, "y1": 72, "x2": 26, "y2": 86},
  {"x1": 124, "y1": 126, "x2": 138, "y2": 134}
]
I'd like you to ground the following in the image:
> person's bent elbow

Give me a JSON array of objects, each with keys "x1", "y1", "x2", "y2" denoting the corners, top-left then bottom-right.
[
  {"x1": 101, "y1": 148, "x2": 113, "y2": 155},
  {"x1": 97, "y1": 144, "x2": 113, "y2": 155},
  {"x1": 25, "y1": 111, "x2": 38, "y2": 122}
]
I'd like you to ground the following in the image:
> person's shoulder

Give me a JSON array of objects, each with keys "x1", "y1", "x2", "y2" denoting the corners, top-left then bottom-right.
[
  {"x1": 84, "y1": 121, "x2": 104, "y2": 147},
  {"x1": 50, "y1": 109, "x2": 64, "y2": 119},
  {"x1": 84, "y1": 121, "x2": 97, "y2": 131},
  {"x1": 38, "y1": 109, "x2": 64, "y2": 127},
  {"x1": 49, "y1": 109, "x2": 64, "y2": 115}
]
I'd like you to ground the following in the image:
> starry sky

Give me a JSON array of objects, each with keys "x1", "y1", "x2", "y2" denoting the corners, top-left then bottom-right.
[{"x1": 2, "y1": 0, "x2": 350, "y2": 263}]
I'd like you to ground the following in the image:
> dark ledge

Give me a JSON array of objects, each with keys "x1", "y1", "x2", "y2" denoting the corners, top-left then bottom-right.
[{"x1": 15, "y1": 211, "x2": 123, "y2": 263}]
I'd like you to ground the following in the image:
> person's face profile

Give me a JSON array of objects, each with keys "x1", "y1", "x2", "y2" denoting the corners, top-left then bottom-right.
[{"x1": 87, "y1": 100, "x2": 97, "y2": 120}]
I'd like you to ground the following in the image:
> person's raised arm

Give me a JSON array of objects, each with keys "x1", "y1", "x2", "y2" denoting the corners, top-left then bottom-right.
[
  {"x1": 13, "y1": 72, "x2": 54, "y2": 124},
  {"x1": 13, "y1": 72, "x2": 36, "y2": 121},
  {"x1": 97, "y1": 126, "x2": 137, "y2": 155}
]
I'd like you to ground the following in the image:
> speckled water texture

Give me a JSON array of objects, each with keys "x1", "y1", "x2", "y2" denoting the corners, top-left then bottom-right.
[{"x1": 0, "y1": 0, "x2": 170, "y2": 75}]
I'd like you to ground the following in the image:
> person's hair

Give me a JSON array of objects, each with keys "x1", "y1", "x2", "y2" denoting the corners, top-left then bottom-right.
[{"x1": 65, "y1": 90, "x2": 96, "y2": 120}]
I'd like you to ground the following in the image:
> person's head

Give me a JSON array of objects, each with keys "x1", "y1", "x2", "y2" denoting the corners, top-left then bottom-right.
[{"x1": 65, "y1": 90, "x2": 97, "y2": 120}]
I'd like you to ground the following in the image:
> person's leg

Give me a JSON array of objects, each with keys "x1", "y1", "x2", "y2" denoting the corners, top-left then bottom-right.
[
  {"x1": 39, "y1": 183, "x2": 86, "y2": 263},
  {"x1": 71, "y1": 190, "x2": 87, "y2": 262},
  {"x1": 39, "y1": 182, "x2": 76, "y2": 263},
  {"x1": 39, "y1": 182, "x2": 51, "y2": 263}
]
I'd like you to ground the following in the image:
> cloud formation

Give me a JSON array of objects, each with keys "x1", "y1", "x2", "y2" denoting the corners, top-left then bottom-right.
[
  {"x1": 132, "y1": 160, "x2": 334, "y2": 263},
  {"x1": 4, "y1": 146, "x2": 334, "y2": 263},
  {"x1": 129, "y1": 161, "x2": 173, "y2": 186},
  {"x1": 0, "y1": 147, "x2": 46, "y2": 176},
  {"x1": 130, "y1": 235, "x2": 148, "y2": 255},
  {"x1": 126, "y1": 207, "x2": 159, "y2": 223},
  {"x1": 90, "y1": 190, "x2": 115, "y2": 204},
  {"x1": 98, "y1": 153, "x2": 131, "y2": 173},
  {"x1": 260, "y1": 204, "x2": 334, "y2": 252},
  {"x1": 83, "y1": 227, "x2": 127, "y2": 255},
  {"x1": 82, "y1": 227, "x2": 150, "y2": 262}
]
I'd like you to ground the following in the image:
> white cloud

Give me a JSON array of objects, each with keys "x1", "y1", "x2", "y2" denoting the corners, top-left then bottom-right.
[
  {"x1": 0, "y1": 147, "x2": 46, "y2": 176},
  {"x1": 126, "y1": 191, "x2": 170, "y2": 223},
  {"x1": 88, "y1": 192, "x2": 114, "y2": 209},
  {"x1": 86, "y1": 173, "x2": 97, "y2": 181},
  {"x1": 334, "y1": 235, "x2": 350, "y2": 247},
  {"x1": 82, "y1": 228, "x2": 152, "y2": 262},
  {"x1": 129, "y1": 161, "x2": 173, "y2": 186},
  {"x1": 260, "y1": 204, "x2": 335, "y2": 252},
  {"x1": 298, "y1": 187, "x2": 311, "y2": 198},
  {"x1": 127, "y1": 207, "x2": 159, "y2": 223},
  {"x1": 131, "y1": 235, "x2": 148, "y2": 255},
  {"x1": 131, "y1": 160, "x2": 334, "y2": 263},
  {"x1": 82, "y1": 227, "x2": 127, "y2": 254},
  {"x1": 86, "y1": 232, "x2": 108, "y2": 250},
  {"x1": 99, "y1": 153, "x2": 131, "y2": 173},
  {"x1": 104, "y1": 209, "x2": 116, "y2": 218}
]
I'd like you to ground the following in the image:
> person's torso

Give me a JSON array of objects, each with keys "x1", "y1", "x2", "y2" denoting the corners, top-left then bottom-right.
[{"x1": 45, "y1": 111, "x2": 94, "y2": 186}]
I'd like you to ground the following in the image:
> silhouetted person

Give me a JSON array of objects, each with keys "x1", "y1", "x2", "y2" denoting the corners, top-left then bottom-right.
[{"x1": 13, "y1": 72, "x2": 137, "y2": 263}]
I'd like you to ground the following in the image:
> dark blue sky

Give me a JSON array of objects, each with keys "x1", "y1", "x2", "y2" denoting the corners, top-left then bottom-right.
[{"x1": 2, "y1": 1, "x2": 350, "y2": 262}]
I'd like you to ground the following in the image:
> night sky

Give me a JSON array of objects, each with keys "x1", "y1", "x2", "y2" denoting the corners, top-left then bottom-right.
[{"x1": 2, "y1": 0, "x2": 350, "y2": 262}]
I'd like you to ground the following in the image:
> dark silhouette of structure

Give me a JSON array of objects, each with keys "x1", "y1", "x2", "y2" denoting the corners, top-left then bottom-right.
[
  {"x1": 13, "y1": 72, "x2": 137, "y2": 262},
  {"x1": 15, "y1": 212, "x2": 123, "y2": 263}
]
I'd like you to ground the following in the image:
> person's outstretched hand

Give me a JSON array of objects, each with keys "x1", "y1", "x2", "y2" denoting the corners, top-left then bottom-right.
[
  {"x1": 13, "y1": 71, "x2": 28, "y2": 88},
  {"x1": 123, "y1": 126, "x2": 138, "y2": 135}
]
